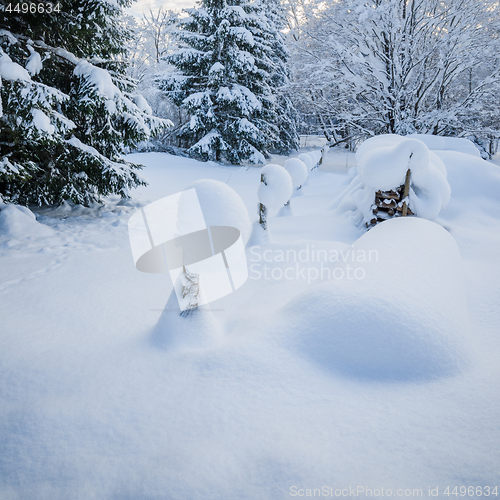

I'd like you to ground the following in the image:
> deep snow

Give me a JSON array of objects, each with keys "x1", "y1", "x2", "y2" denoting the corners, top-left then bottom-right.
[{"x1": 0, "y1": 147, "x2": 499, "y2": 499}]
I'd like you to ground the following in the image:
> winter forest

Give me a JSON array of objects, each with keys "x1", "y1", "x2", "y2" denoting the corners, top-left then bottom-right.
[{"x1": 1, "y1": 0, "x2": 500, "y2": 499}]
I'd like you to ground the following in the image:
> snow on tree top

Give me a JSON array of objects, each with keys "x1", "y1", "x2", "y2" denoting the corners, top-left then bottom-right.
[
  {"x1": 192, "y1": 130, "x2": 222, "y2": 150},
  {"x1": 234, "y1": 51, "x2": 256, "y2": 71},
  {"x1": 225, "y1": 6, "x2": 247, "y2": 19},
  {"x1": 238, "y1": 118, "x2": 259, "y2": 135},
  {"x1": 130, "y1": 95, "x2": 152, "y2": 115}
]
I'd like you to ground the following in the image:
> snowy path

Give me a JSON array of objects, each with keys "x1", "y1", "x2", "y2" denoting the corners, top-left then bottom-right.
[{"x1": 0, "y1": 152, "x2": 499, "y2": 499}]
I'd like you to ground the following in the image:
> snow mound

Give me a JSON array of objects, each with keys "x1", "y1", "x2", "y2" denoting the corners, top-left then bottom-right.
[
  {"x1": 186, "y1": 179, "x2": 252, "y2": 244},
  {"x1": 357, "y1": 134, "x2": 480, "y2": 160},
  {"x1": 358, "y1": 137, "x2": 442, "y2": 190},
  {"x1": 284, "y1": 158, "x2": 308, "y2": 189},
  {"x1": 298, "y1": 153, "x2": 314, "y2": 171},
  {"x1": 279, "y1": 218, "x2": 471, "y2": 381},
  {"x1": 258, "y1": 164, "x2": 293, "y2": 210},
  {"x1": 438, "y1": 151, "x2": 500, "y2": 204},
  {"x1": 0, "y1": 204, "x2": 54, "y2": 239},
  {"x1": 407, "y1": 134, "x2": 480, "y2": 158},
  {"x1": 342, "y1": 135, "x2": 451, "y2": 222},
  {"x1": 356, "y1": 134, "x2": 406, "y2": 161},
  {"x1": 150, "y1": 291, "x2": 222, "y2": 351},
  {"x1": 311, "y1": 150, "x2": 322, "y2": 164}
]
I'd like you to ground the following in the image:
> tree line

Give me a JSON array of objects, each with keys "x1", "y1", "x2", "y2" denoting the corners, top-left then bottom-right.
[{"x1": 1, "y1": 0, "x2": 499, "y2": 206}]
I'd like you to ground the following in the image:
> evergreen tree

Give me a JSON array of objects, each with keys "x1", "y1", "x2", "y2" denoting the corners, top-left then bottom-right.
[
  {"x1": 159, "y1": 0, "x2": 298, "y2": 164},
  {"x1": 262, "y1": 0, "x2": 299, "y2": 155},
  {"x1": 0, "y1": 0, "x2": 170, "y2": 206}
]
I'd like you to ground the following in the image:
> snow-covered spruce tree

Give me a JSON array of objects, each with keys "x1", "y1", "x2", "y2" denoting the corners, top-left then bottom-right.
[
  {"x1": 0, "y1": 0, "x2": 169, "y2": 206},
  {"x1": 159, "y1": 0, "x2": 299, "y2": 164}
]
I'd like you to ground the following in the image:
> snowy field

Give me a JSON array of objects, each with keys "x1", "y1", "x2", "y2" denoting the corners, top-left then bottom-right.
[{"x1": 1, "y1": 147, "x2": 500, "y2": 499}]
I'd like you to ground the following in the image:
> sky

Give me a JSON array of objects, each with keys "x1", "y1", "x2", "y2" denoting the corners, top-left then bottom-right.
[{"x1": 127, "y1": 0, "x2": 196, "y2": 16}]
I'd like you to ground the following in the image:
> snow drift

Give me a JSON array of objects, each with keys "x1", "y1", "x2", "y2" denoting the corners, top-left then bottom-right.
[
  {"x1": 0, "y1": 204, "x2": 54, "y2": 239},
  {"x1": 278, "y1": 217, "x2": 472, "y2": 381},
  {"x1": 407, "y1": 134, "x2": 480, "y2": 158},
  {"x1": 150, "y1": 289, "x2": 222, "y2": 351}
]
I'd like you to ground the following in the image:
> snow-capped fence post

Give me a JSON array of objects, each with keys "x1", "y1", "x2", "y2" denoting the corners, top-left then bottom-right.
[
  {"x1": 180, "y1": 266, "x2": 200, "y2": 317},
  {"x1": 259, "y1": 201, "x2": 268, "y2": 234},
  {"x1": 259, "y1": 173, "x2": 269, "y2": 230},
  {"x1": 284, "y1": 158, "x2": 308, "y2": 192},
  {"x1": 259, "y1": 202, "x2": 268, "y2": 229},
  {"x1": 402, "y1": 169, "x2": 411, "y2": 217},
  {"x1": 251, "y1": 165, "x2": 292, "y2": 242},
  {"x1": 318, "y1": 147, "x2": 325, "y2": 167}
]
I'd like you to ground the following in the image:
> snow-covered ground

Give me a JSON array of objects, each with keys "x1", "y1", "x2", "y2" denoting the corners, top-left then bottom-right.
[{"x1": 1, "y1": 149, "x2": 500, "y2": 499}]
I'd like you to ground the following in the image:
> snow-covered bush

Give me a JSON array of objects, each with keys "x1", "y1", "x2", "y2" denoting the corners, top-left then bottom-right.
[
  {"x1": 257, "y1": 164, "x2": 292, "y2": 230},
  {"x1": 0, "y1": 1, "x2": 171, "y2": 206},
  {"x1": 334, "y1": 135, "x2": 451, "y2": 227}
]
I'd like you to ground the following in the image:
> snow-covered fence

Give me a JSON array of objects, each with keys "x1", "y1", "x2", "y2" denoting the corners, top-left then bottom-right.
[
  {"x1": 251, "y1": 150, "x2": 323, "y2": 240},
  {"x1": 297, "y1": 150, "x2": 325, "y2": 171}
]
